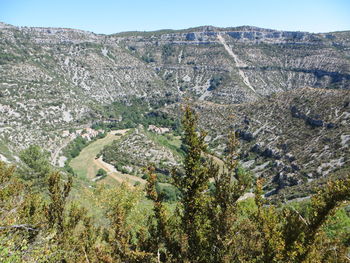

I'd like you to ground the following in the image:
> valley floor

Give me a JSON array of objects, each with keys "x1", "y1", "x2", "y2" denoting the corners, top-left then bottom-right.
[{"x1": 69, "y1": 129, "x2": 145, "y2": 186}]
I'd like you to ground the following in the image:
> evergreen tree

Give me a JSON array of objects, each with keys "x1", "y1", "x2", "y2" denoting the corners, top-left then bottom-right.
[
  {"x1": 19, "y1": 145, "x2": 52, "y2": 190},
  {"x1": 208, "y1": 131, "x2": 252, "y2": 262},
  {"x1": 172, "y1": 105, "x2": 212, "y2": 262},
  {"x1": 145, "y1": 166, "x2": 176, "y2": 262}
]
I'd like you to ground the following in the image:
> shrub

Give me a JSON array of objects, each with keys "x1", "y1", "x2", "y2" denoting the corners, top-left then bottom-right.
[{"x1": 96, "y1": 168, "x2": 107, "y2": 178}]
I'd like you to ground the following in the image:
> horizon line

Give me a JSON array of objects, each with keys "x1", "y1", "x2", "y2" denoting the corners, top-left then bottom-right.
[{"x1": 1, "y1": 21, "x2": 349, "y2": 35}]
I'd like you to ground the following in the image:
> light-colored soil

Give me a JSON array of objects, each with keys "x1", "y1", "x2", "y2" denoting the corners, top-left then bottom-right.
[
  {"x1": 69, "y1": 129, "x2": 145, "y2": 185},
  {"x1": 94, "y1": 157, "x2": 146, "y2": 186},
  {"x1": 217, "y1": 34, "x2": 256, "y2": 93}
]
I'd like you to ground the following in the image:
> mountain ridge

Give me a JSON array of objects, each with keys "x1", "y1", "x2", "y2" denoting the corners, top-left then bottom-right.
[
  {"x1": 0, "y1": 22, "x2": 349, "y2": 171},
  {"x1": 2, "y1": 21, "x2": 349, "y2": 36}
]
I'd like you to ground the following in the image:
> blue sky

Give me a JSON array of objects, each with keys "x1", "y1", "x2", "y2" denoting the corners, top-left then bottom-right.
[{"x1": 0, "y1": 0, "x2": 349, "y2": 34}]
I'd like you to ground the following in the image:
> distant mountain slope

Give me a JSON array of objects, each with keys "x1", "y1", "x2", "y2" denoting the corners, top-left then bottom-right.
[
  {"x1": 162, "y1": 88, "x2": 349, "y2": 197},
  {"x1": 115, "y1": 25, "x2": 350, "y2": 103},
  {"x1": 0, "y1": 22, "x2": 349, "y2": 159}
]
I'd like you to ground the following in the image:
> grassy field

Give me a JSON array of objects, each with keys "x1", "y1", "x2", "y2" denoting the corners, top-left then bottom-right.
[
  {"x1": 69, "y1": 129, "x2": 147, "y2": 186},
  {"x1": 70, "y1": 131, "x2": 124, "y2": 184},
  {"x1": 68, "y1": 129, "x2": 178, "y2": 226}
]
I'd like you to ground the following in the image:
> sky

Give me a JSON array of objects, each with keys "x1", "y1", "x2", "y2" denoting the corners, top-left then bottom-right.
[{"x1": 0, "y1": 0, "x2": 349, "y2": 34}]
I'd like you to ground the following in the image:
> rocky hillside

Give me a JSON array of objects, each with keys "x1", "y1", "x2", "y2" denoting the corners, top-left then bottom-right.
[
  {"x1": 115, "y1": 25, "x2": 350, "y2": 103},
  {"x1": 100, "y1": 128, "x2": 179, "y2": 177},
  {"x1": 0, "y1": 22, "x2": 349, "y2": 163},
  {"x1": 0, "y1": 22, "x2": 171, "y2": 159},
  {"x1": 162, "y1": 88, "x2": 350, "y2": 198}
]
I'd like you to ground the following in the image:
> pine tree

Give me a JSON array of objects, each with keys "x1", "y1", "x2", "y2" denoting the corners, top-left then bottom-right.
[
  {"x1": 145, "y1": 166, "x2": 176, "y2": 262},
  {"x1": 208, "y1": 131, "x2": 252, "y2": 262},
  {"x1": 172, "y1": 105, "x2": 212, "y2": 262},
  {"x1": 249, "y1": 177, "x2": 350, "y2": 263}
]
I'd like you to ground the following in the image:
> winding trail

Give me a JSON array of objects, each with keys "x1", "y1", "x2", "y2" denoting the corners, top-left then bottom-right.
[
  {"x1": 52, "y1": 137, "x2": 74, "y2": 166},
  {"x1": 217, "y1": 34, "x2": 256, "y2": 93},
  {"x1": 69, "y1": 129, "x2": 145, "y2": 185}
]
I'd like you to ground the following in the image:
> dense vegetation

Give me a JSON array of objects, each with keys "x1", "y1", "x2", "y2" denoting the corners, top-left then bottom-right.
[
  {"x1": 208, "y1": 74, "x2": 226, "y2": 91},
  {"x1": 96, "y1": 168, "x2": 107, "y2": 178},
  {"x1": 0, "y1": 107, "x2": 349, "y2": 262},
  {"x1": 63, "y1": 136, "x2": 90, "y2": 160},
  {"x1": 91, "y1": 98, "x2": 181, "y2": 133}
]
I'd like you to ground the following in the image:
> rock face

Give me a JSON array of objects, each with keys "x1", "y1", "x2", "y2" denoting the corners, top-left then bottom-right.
[{"x1": 0, "y1": 22, "x2": 349, "y2": 160}]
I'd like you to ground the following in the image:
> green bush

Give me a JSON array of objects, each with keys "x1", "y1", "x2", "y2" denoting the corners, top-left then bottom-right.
[
  {"x1": 96, "y1": 168, "x2": 107, "y2": 177},
  {"x1": 208, "y1": 74, "x2": 224, "y2": 91},
  {"x1": 156, "y1": 183, "x2": 181, "y2": 202},
  {"x1": 162, "y1": 44, "x2": 175, "y2": 57},
  {"x1": 63, "y1": 136, "x2": 88, "y2": 159}
]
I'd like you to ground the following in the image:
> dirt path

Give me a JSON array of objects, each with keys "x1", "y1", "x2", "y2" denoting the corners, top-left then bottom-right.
[
  {"x1": 94, "y1": 157, "x2": 146, "y2": 186},
  {"x1": 51, "y1": 137, "x2": 73, "y2": 166},
  {"x1": 217, "y1": 34, "x2": 256, "y2": 93},
  {"x1": 69, "y1": 129, "x2": 147, "y2": 185}
]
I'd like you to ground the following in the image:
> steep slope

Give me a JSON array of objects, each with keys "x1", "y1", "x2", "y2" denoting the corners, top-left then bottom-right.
[
  {"x1": 162, "y1": 88, "x2": 350, "y2": 196},
  {"x1": 115, "y1": 26, "x2": 350, "y2": 103},
  {"x1": 0, "y1": 22, "x2": 349, "y2": 160},
  {"x1": 0, "y1": 23, "x2": 172, "y2": 156}
]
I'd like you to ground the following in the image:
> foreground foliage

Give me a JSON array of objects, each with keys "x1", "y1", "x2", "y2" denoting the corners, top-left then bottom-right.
[{"x1": 0, "y1": 106, "x2": 349, "y2": 262}]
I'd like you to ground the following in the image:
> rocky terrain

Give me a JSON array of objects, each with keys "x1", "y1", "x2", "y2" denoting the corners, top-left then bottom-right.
[
  {"x1": 0, "y1": 22, "x2": 349, "y2": 196},
  {"x1": 100, "y1": 128, "x2": 179, "y2": 176},
  {"x1": 115, "y1": 26, "x2": 350, "y2": 102},
  {"x1": 0, "y1": 22, "x2": 169, "y2": 159},
  {"x1": 161, "y1": 88, "x2": 350, "y2": 198}
]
